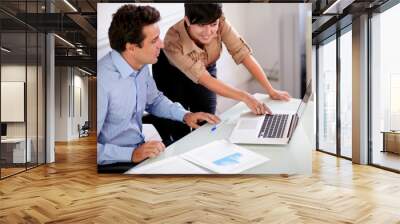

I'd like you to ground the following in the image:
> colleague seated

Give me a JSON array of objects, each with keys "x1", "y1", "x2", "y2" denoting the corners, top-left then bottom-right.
[{"x1": 97, "y1": 4, "x2": 220, "y2": 170}]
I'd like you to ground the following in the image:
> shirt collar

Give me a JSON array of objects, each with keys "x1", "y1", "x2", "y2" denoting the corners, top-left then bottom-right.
[
  {"x1": 111, "y1": 50, "x2": 139, "y2": 78},
  {"x1": 175, "y1": 15, "x2": 226, "y2": 56},
  {"x1": 176, "y1": 20, "x2": 201, "y2": 55}
]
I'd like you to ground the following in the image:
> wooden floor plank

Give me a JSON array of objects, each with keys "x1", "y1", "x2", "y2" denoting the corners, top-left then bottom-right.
[{"x1": 1, "y1": 135, "x2": 400, "y2": 223}]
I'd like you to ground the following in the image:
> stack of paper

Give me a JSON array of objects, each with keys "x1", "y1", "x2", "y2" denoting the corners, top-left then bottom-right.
[
  {"x1": 126, "y1": 140, "x2": 269, "y2": 174},
  {"x1": 126, "y1": 156, "x2": 208, "y2": 174}
]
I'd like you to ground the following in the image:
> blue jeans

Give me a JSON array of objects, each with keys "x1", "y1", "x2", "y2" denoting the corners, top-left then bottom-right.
[{"x1": 185, "y1": 62, "x2": 217, "y2": 114}]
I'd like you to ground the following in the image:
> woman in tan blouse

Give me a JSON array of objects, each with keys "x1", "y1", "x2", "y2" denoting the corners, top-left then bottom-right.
[{"x1": 147, "y1": 3, "x2": 290, "y2": 145}]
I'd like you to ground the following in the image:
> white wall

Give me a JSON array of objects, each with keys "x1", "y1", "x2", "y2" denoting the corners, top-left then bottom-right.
[
  {"x1": 1, "y1": 64, "x2": 46, "y2": 163},
  {"x1": 55, "y1": 67, "x2": 89, "y2": 141},
  {"x1": 1, "y1": 65, "x2": 37, "y2": 137},
  {"x1": 55, "y1": 66, "x2": 68, "y2": 141},
  {"x1": 97, "y1": 3, "x2": 310, "y2": 114},
  {"x1": 217, "y1": 4, "x2": 310, "y2": 112},
  {"x1": 72, "y1": 73, "x2": 89, "y2": 138},
  {"x1": 1, "y1": 82, "x2": 25, "y2": 122},
  {"x1": 1, "y1": 65, "x2": 26, "y2": 139},
  {"x1": 215, "y1": 4, "x2": 252, "y2": 112}
]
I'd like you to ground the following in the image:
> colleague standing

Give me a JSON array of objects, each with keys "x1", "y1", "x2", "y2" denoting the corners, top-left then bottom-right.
[{"x1": 147, "y1": 3, "x2": 290, "y2": 144}]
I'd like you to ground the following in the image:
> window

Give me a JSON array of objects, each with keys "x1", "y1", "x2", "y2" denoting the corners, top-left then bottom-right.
[
  {"x1": 0, "y1": 1, "x2": 47, "y2": 179},
  {"x1": 370, "y1": 2, "x2": 400, "y2": 171},
  {"x1": 317, "y1": 36, "x2": 337, "y2": 155},
  {"x1": 340, "y1": 28, "x2": 352, "y2": 158}
]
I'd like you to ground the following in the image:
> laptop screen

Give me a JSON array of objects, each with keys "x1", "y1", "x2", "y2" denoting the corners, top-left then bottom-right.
[
  {"x1": 295, "y1": 81, "x2": 312, "y2": 118},
  {"x1": 286, "y1": 81, "x2": 312, "y2": 140}
]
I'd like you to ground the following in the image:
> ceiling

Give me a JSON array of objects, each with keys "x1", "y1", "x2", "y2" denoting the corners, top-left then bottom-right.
[{"x1": 0, "y1": 0, "x2": 394, "y2": 75}]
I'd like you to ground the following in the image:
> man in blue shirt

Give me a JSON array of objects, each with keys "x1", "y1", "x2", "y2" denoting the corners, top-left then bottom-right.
[{"x1": 97, "y1": 4, "x2": 220, "y2": 165}]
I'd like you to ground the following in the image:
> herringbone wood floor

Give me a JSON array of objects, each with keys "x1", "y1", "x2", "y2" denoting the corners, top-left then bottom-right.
[{"x1": 1, "y1": 135, "x2": 400, "y2": 224}]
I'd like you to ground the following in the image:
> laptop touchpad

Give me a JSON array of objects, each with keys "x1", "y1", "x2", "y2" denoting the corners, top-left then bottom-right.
[{"x1": 238, "y1": 119, "x2": 258, "y2": 130}]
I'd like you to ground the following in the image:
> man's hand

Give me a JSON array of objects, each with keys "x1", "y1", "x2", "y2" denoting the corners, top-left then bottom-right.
[
  {"x1": 183, "y1": 112, "x2": 220, "y2": 129},
  {"x1": 132, "y1": 141, "x2": 165, "y2": 163},
  {"x1": 242, "y1": 92, "x2": 272, "y2": 115},
  {"x1": 269, "y1": 89, "x2": 291, "y2": 101}
]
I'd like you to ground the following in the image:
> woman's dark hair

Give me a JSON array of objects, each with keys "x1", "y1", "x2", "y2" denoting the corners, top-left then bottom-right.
[
  {"x1": 108, "y1": 4, "x2": 160, "y2": 52},
  {"x1": 184, "y1": 3, "x2": 222, "y2": 25}
]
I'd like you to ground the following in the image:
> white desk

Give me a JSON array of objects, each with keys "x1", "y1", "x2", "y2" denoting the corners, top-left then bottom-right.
[
  {"x1": 1, "y1": 138, "x2": 32, "y2": 163},
  {"x1": 127, "y1": 94, "x2": 314, "y2": 175}
]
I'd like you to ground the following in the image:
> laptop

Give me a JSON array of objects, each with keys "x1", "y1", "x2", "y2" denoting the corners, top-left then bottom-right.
[{"x1": 229, "y1": 81, "x2": 312, "y2": 145}]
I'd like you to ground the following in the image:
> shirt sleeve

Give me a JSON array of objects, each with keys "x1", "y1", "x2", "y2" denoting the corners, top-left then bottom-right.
[
  {"x1": 145, "y1": 67, "x2": 188, "y2": 121},
  {"x1": 97, "y1": 76, "x2": 135, "y2": 165},
  {"x1": 163, "y1": 29, "x2": 208, "y2": 84},
  {"x1": 219, "y1": 16, "x2": 252, "y2": 64},
  {"x1": 97, "y1": 143, "x2": 135, "y2": 165}
]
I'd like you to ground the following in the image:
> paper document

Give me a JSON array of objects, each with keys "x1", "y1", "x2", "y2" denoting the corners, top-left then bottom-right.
[
  {"x1": 125, "y1": 156, "x2": 209, "y2": 174},
  {"x1": 180, "y1": 140, "x2": 269, "y2": 174}
]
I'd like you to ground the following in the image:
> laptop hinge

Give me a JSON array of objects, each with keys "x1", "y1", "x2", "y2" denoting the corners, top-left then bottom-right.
[{"x1": 287, "y1": 115, "x2": 299, "y2": 138}]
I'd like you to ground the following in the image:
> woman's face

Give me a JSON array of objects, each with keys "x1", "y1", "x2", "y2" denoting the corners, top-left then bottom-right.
[{"x1": 185, "y1": 17, "x2": 219, "y2": 45}]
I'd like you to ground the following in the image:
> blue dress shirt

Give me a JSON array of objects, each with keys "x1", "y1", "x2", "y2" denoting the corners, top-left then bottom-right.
[{"x1": 97, "y1": 50, "x2": 188, "y2": 165}]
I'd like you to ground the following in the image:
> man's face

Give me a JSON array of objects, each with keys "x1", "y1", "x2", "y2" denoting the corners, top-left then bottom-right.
[
  {"x1": 185, "y1": 17, "x2": 219, "y2": 45},
  {"x1": 134, "y1": 23, "x2": 164, "y2": 65}
]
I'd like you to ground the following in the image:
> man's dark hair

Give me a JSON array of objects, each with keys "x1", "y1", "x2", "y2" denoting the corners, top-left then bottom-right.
[
  {"x1": 108, "y1": 4, "x2": 160, "y2": 52},
  {"x1": 184, "y1": 3, "x2": 222, "y2": 25}
]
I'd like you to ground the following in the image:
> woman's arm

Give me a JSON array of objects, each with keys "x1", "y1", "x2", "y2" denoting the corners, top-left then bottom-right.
[
  {"x1": 198, "y1": 73, "x2": 271, "y2": 115},
  {"x1": 242, "y1": 54, "x2": 290, "y2": 101},
  {"x1": 219, "y1": 16, "x2": 290, "y2": 101}
]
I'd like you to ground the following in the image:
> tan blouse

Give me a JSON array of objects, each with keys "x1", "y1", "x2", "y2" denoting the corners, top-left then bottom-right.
[{"x1": 163, "y1": 16, "x2": 252, "y2": 83}]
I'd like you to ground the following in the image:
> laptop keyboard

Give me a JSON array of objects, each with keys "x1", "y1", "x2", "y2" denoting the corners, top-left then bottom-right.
[{"x1": 258, "y1": 114, "x2": 289, "y2": 138}]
